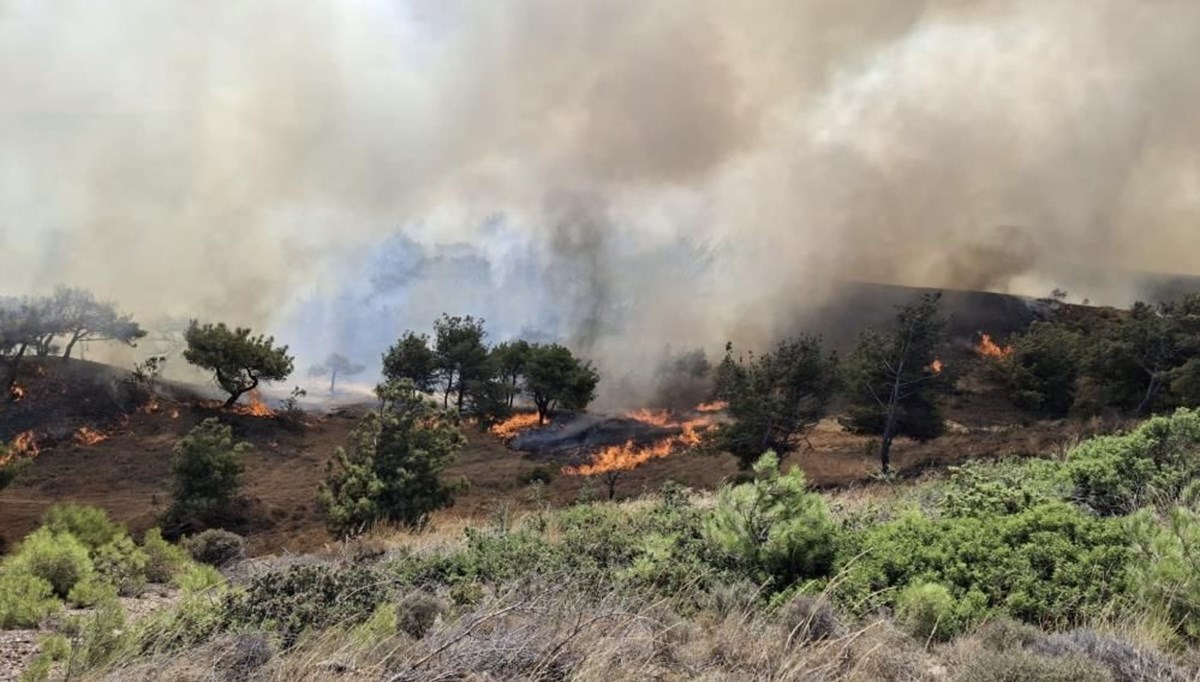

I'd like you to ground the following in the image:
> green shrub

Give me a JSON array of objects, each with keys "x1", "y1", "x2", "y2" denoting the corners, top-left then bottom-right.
[
  {"x1": 93, "y1": 535, "x2": 149, "y2": 596},
  {"x1": 703, "y1": 452, "x2": 835, "y2": 586},
  {"x1": 1001, "y1": 322, "x2": 1084, "y2": 417},
  {"x1": 174, "y1": 562, "x2": 226, "y2": 594},
  {"x1": 836, "y1": 502, "x2": 1129, "y2": 625},
  {"x1": 0, "y1": 570, "x2": 60, "y2": 629},
  {"x1": 168, "y1": 418, "x2": 249, "y2": 524},
  {"x1": 1065, "y1": 409, "x2": 1200, "y2": 515},
  {"x1": 937, "y1": 459, "x2": 1064, "y2": 518},
  {"x1": 10, "y1": 528, "x2": 95, "y2": 599},
  {"x1": 184, "y1": 528, "x2": 245, "y2": 567},
  {"x1": 20, "y1": 633, "x2": 71, "y2": 682},
  {"x1": 896, "y1": 582, "x2": 960, "y2": 641},
  {"x1": 67, "y1": 574, "x2": 118, "y2": 608},
  {"x1": 132, "y1": 593, "x2": 225, "y2": 654},
  {"x1": 1126, "y1": 492, "x2": 1200, "y2": 642},
  {"x1": 61, "y1": 600, "x2": 130, "y2": 675},
  {"x1": 318, "y1": 384, "x2": 464, "y2": 537},
  {"x1": 396, "y1": 592, "x2": 446, "y2": 639},
  {"x1": 142, "y1": 527, "x2": 189, "y2": 583},
  {"x1": 221, "y1": 563, "x2": 393, "y2": 645},
  {"x1": 41, "y1": 503, "x2": 123, "y2": 551}
]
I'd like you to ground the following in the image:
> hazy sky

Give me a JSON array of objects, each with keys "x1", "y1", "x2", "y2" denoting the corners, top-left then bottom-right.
[{"x1": 3, "y1": 0, "x2": 1199, "y2": 392}]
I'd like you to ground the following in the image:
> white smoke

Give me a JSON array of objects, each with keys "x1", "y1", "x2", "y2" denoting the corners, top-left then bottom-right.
[{"x1": 3, "y1": 0, "x2": 1199, "y2": 400}]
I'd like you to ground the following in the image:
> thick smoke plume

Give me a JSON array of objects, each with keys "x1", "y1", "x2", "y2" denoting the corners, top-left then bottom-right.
[{"x1": 3, "y1": 0, "x2": 1200, "y2": 403}]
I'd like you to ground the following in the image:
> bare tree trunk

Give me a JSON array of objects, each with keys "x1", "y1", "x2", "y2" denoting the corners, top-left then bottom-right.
[
  {"x1": 603, "y1": 471, "x2": 620, "y2": 500},
  {"x1": 62, "y1": 331, "x2": 84, "y2": 360},
  {"x1": 1136, "y1": 373, "x2": 1161, "y2": 416},
  {"x1": 879, "y1": 360, "x2": 907, "y2": 474}
]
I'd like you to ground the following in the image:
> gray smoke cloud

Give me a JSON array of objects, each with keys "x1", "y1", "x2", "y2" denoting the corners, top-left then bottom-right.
[{"x1": 3, "y1": 0, "x2": 1200, "y2": 402}]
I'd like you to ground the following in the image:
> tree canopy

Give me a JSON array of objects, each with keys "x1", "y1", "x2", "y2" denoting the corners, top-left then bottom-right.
[
  {"x1": 708, "y1": 336, "x2": 839, "y2": 469},
  {"x1": 183, "y1": 321, "x2": 294, "y2": 408},
  {"x1": 842, "y1": 293, "x2": 948, "y2": 472},
  {"x1": 524, "y1": 343, "x2": 600, "y2": 424},
  {"x1": 382, "y1": 331, "x2": 437, "y2": 394},
  {"x1": 433, "y1": 314, "x2": 490, "y2": 411}
]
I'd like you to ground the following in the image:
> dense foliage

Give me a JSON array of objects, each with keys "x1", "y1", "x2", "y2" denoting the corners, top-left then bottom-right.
[
  {"x1": 709, "y1": 337, "x2": 838, "y2": 469},
  {"x1": 318, "y1": 380, "x2": 466, "y2": 537},
  {"x1": 842, "y1": 293, "x2": 949, "y2": 471},
  {"x1": 167, "y1": 418, "x2": 250, "y2": 526},
  {"x1": 183, "y1": 320, "x2": 294, "y2": 408}
]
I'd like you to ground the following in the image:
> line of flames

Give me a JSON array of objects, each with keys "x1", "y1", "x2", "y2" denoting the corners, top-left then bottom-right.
[
  {"x1": 563, "y1": 407, "x2": 716, "y2": 477},
  {"x1": 978, "y1": 333, "x2": 1014, "y2": 360},
  {"x1": 489, "y1": 411, "x2": 543, "y2": 440}
]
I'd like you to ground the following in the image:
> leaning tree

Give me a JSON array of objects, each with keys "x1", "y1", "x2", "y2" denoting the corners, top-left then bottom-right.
[{"x1": 183, "y1": 321, "x2": 294, "y2": 408}]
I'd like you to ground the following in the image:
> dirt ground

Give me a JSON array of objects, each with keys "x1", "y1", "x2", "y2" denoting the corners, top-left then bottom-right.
[{"x1": 0, "y1": 359, "x2": 1125, "y2": 557}]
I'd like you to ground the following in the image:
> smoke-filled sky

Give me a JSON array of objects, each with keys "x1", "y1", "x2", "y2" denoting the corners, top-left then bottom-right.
[{"x1": 3, "y1": 0, "x2": 1200, "y2": 399}]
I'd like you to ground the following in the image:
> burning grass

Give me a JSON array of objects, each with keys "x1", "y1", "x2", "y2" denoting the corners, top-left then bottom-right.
[
  {"x1": 489, "y1": 411, "x2": 543, "y2": 440},
  {"x1": 74, "y1": 426, "x2": 109, "y2": 446},
  {"x1": 563, "y1": 406, "x2": 717, "y2": 478},
  {"x1": 978, "y1": 333, "x2": 1014, "y2": 360},
  {"x1": 3, "y1": 430, "x2": 40, "y2": 462},
  {"x1": 230, "y1": 389, "x2": 275, "y2": 418},
  {"x1": 8, "y1": 383, "x2": 26, "y2": 402}
]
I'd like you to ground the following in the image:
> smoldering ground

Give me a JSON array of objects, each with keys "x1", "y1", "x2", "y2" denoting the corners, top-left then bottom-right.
[{"x1": 3, "y1": 0, "x2": 1200, "y2": 403}]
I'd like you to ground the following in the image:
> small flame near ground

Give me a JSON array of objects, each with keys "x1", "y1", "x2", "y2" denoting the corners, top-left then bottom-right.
[
  {"x1": 75, "y1": 427, "x2": 108, "y2": 446},
  {"x1": 9, "y1": 384, "x2": 26, "y2": 402},
  {"x1": 563, "y1": 406, "x2": 716, "y2": 477},
  {"x1": 233, "y1": 390, "x2": 275, "y2": 418},
  {"x1": 4, "y1": 431, "x2": 40, "y2": 463},
  {"x1": 928, "y1": 358, "x2": 944, "y2": 374},
  {"x1": 695, "y1": 401, "x2": 728, "y2": 413},
  {"x1": 490, "y1": 412, "x2": 543, "y2": 440},
  {"x1": 978, "y1": 333, "x2": 1014, "y2": 360}
]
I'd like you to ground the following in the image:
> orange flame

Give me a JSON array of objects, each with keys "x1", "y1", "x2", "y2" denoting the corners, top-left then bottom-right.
[
  {"x1": 170, "y1": 409, "x2": 180, "y2": 419},
  {"x1": 75, "y1": 427, "x2": 108, "y2": 446},
  {"x1": 977, "y1": 333, "x2": 1014, "y2": 360},
  {"x1": 696, "y1": 400, "x2": 728, "y2": 413},
  {"x1": 4, "y1": 431, "x2": 40, "y2": 463},
  {"x1": 564, "y1": 408, "x2": 715, "y2": 477},
  {"x1": 928, "y1": 358, "x2": 944, "y2": 374},
  {"x1": 490, "y1": 412, "x2": 543, "y2": 440},
  {"x1": 9, "y1": 384, "x2": 26, "y2": 402},
  {"x1": 234, "y1": 390, "x2": 275, "y2": 417}
]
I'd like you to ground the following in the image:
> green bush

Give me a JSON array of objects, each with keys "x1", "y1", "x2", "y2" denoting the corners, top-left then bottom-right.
[
  {"x1": 184, "y1": 528, "x2": 245, "y2": 568},
  {"x1": 9, "y1": 528, "x2": 95, "y2": 599},
  {"x1": 93, "y1": 535, "x2": 149, "y2": 596},
  {"x1": 896, "y1": 582, "x2": 960, "y2": 641},
  {"x1": 67, "y1": 574, "x2": 118, "y2": 608},
  {"x1": 1127, "y1": 492, "x2": 1200, "y2": 642},
  {"x1": 168, "y1": 418, "x2": 249, "y2": 524},
  {"x1": 1001, "y1": 322, "x2": 1084, "y2": 417},
  {"x1": 0, "y1": 570, "x2": 60, "y2": 629},
  {"x1": 174, "y1": 562, "x2": 226, "y2": 594},
  {"x1": 703, "y1": 452, "x2": 835, "y2": 586},
  {"x1": 835, "y1": 502, "x2": 1129, "y2": 625},
  {"x1": 142, "y1": 527, "x2": 189, "y2": 583},
  {"x1": 1065, "y1": 409, "x2": 1200, "y2": 515},
  {"x1": 221, "y1": 563, "x2": 393, "y2": 645},
  {"x1": 41, "y1": 503, "x2": 124, "y2": 552},
  {"x1": 937, "y1": 459, "x2": 1064, "y2": 518},
  {"x1": 318, "y1": 383, "x2": 464, "y2": 537}
]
